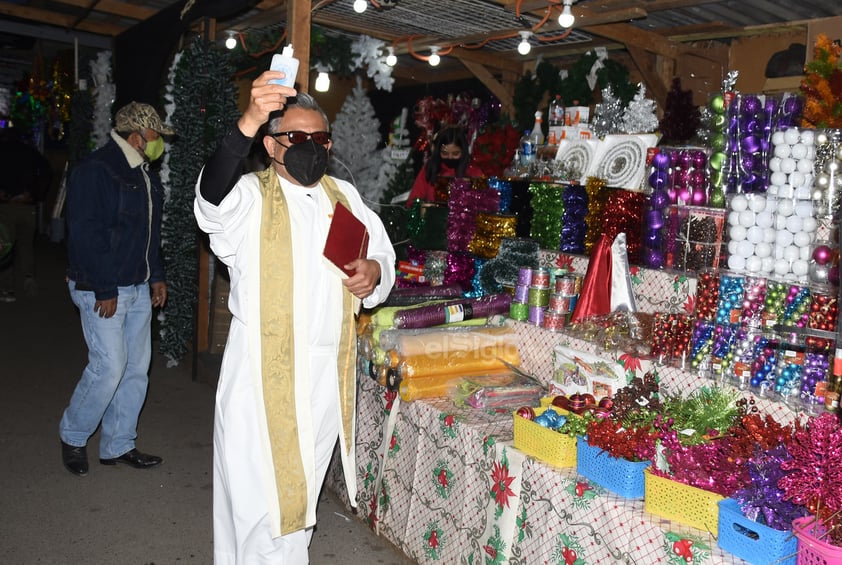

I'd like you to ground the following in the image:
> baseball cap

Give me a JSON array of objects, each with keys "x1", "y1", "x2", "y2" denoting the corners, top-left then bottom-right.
[{"x1": 114, "y1": 102, "x2": 175, "y2": 136}]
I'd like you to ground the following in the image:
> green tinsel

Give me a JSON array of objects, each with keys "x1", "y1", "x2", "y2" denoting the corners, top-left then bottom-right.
[
  {"x1": 662, "y1": 386, "x2": 743, "y2": 446},
  {"x1": 528, "y1": 183, "x2": 565, "y2": 250},
  {"x1": 158, "y1": 38, "x2": 240, "y2": 364},
  {"x1": 477, "y1": 237, "x2": 540, "y2": 293}
]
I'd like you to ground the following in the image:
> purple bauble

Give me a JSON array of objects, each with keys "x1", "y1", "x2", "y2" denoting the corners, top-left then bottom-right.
[
  {"x1": 645, "y1": 248, "x2": 665, "y2": 268},
  {"x1": 691, "y1": 188, "x2": 707, "y2": 206},
  {"x1": 674, "y1": 150, "x2": 691, "y2": 170},
  {"x1": 690, "y1": 169, "x2": 708, "y2": 189},
  {"x1": 652, "y1": 151, "x2": 671, "y2": 170},
  {"x1": 828, "y1": 265, "x2": 839, "y2": 286},
  {"x1": 645, "y1": 228, "x2": 663, "y2": 246},
  {"x1": 691, "y1": 150, "x2": 707, "y2": 169},
  {"x1": 647, "y1": 209, "x2": 665, "y2": 230},
  {"x1": 741, "y1": 95, "x2": 761, "y2": 116},
  {"x1": 784, "y1": 96, "x2": 802, "y2": 115},
  {"x1": 650, "y1": 189, "x2": 671, "y2": 209},
  {"x1": 741, "y1": 153, "x2": 757, "y2": 173},
  {"x1": 813, "y1": 244, "x2": 833, "y2": 265},
  {"x1": 649, "y1": 169, "x2": 669, "y2": 190},
  {"x1": 741, "y1": 135, "x2": 761, "y2": 155},
  {"x1": 765, "y1": 97, "x2": 779, "y2": 116}
]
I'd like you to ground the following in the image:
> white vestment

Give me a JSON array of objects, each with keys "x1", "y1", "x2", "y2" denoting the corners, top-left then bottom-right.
[{"x1": 194, "y1": 171, "x2": 395, "y2": 564}]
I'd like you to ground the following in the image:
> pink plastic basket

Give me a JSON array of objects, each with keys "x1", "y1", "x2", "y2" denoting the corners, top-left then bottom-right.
[{"x1": 792, "y1": 516, "x2": 842, "y2": 565}]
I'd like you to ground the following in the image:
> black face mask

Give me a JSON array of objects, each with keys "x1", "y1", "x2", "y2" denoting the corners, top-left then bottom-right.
[
  {"x1": 441, "y1": 158, "x2": 461, "y2": 170},
  {"x1": 280, "y1": 139, "x2": 329, "y2": 186}
]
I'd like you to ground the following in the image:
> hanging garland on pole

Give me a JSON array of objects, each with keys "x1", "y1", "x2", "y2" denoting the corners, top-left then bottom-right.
[{"x1": 158, "y1": 38, "x2": 240, "y2": 366}]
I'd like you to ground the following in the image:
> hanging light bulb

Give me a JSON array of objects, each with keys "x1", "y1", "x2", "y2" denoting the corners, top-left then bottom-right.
[
  {"x1": 314, "y1": 71, "x2": 331, "y2": 92},
  {"x1": 558, "y1": 0, "x2": 575, "y2": 28},
  {"x1": 385, "y1": 46, "x2": 397, "y2": 67},
  {"x1": 353, "y1": 0, "x2": 367, "y2": 13},
  {"x1": 224, "y1": 31, "x2": 237, "y2": 50},
  {"x1": 428, "y1": 46, "x2": 440, "y2": 67},
  {"x1": 517, "y1": 31, "x2": 532, "y2": 56}
]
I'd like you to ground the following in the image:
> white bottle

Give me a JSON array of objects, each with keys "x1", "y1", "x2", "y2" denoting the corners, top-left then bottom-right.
[
  {"x1": 270, "y1": 44, "x2": 299, "y2": 87},
  {"x1": 529, "y1": 111, "x2": 544, "y2": 147}
]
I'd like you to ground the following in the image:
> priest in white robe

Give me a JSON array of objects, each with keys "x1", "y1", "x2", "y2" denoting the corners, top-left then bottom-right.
[{"x1": 194, "y1": 71, "x2": 395, "y2": 564}]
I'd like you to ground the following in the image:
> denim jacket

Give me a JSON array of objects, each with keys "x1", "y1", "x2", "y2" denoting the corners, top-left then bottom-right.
[{"x1": 66, "y1": 133, "x2": 165, "y2": 301}]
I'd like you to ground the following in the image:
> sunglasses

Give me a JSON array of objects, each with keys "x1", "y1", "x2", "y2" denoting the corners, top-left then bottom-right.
[{"x1": 268, "y1": 130, "x2": 331, "y2": 145}]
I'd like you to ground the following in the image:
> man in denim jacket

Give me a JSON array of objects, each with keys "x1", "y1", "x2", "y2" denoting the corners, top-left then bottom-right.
[{"x1": 59, "y1": 102, "x2": 173, "y2": 476}]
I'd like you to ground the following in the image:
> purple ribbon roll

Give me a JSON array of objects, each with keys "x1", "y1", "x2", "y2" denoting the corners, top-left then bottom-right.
[
  {"x1": 384, "y1": 285, "x2": 464, "y2": 307},
  {"x1": 391, "y1": 293, "x2": 513, "y2": 329}
]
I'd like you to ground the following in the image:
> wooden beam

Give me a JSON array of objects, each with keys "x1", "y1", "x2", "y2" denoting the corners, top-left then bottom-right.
[
  {"x1": 584, "y1": 22, "x2": 682, "y2": 59},
  {"x1": 456, "y1": 57, "x2": 515, "y2": 116},
  {"x1": 288, "y1": 0, "x2": 311, "y2": 92},
  {"x1": 0, "y1": 3, "x2": 125, "y2": 36},
  {"x1": 626, "y1": 45, "x2": 668, "y2": 109},
  {"x1": 51, "y1": 0, "x2": 156, "y2": 20}
]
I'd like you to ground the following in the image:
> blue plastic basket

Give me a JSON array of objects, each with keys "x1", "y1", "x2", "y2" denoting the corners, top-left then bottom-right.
[
  {"x1": 575, "y1": 436, "x2": 649, "y2": 499},
  {"x1": 717, "y1": 498, "x2": 797, "y2": 565}
]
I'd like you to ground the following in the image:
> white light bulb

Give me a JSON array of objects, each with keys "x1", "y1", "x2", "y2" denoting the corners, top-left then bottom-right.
[
  {"x1": 314, "y1": 71, "x2": 330, "y2": 92},
  {"x1": 428, "y1": 50, "x2": 440, "y2": 66},
  {"x1": 517, "y1": 33, "x2": 531, "y2": 56},
  {"x1": 385, "y1": 47, "x2": 397, "y2": 67},
  {"x1": 225, "y1": 34, "x2": 237, "y2": 50},
  {"x1": 353, "y1": 0, "x2": 367, "y2": 13},
  {"x1": 558, "y1": 3, "x2": 575, "y2": 28}
]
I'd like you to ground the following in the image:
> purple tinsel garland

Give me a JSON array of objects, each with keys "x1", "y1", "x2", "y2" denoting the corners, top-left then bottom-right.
[
  {"x1": 561, "y1": 183, "x2": 588, "y2": 254},
  {"x1": 391, "y1": 293, "x2": 513, "y2": 329}
]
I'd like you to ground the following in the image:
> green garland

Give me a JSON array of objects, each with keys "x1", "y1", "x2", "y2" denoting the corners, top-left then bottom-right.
[
  {"x1": 158, "y1": 38, "x2": 240, "y2": 364},
  {"x1": 513, "y1": 54, "x2": 635, "y2": 134}
]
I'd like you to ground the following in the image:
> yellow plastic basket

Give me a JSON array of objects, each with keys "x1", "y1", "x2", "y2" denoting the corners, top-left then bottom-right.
[
  {"x1": 513, "y1": 406, "x2": 576, "y2": 468},
  {"x1": 644, "y1": 468, "x2": 724, "y2": 533}
]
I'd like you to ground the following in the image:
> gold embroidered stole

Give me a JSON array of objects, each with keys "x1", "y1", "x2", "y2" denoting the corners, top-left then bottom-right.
[{"x1": 256, "y1": 169, "x2": 358, "y2": 535}]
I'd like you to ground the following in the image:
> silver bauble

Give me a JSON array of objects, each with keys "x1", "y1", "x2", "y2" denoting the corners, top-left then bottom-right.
[
  {"x1": 813, "y1": 187, "x2": 826, "y2": 201},
  {"x1": 816, "y1": 172, "x2": 830, "y2": 189},
  {"x1": 826, "y1": 160, "x2": 841, "y2": 174},
  {"x1": 816, "y1": 131, "x2": 829, "y2": 145},
  {"x1": 810, "y1": 261, "x2": 830, "y2": 284},
  {"x1": 836, "y1": 145, "x2": 842, "y2": 162}
]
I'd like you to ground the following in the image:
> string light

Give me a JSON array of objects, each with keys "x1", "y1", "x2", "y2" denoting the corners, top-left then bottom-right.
[
  {"x1": 224, "y1": 31, "x2": 237, "y2": 50},
  {"x1": 385, "y1": 46, "x2": 397, "y2": 67},
  {"x1": 353, "y1": 0, "x2": 367, "y2": 13},
  {"x1": 428, "y1": 46, "x2": 440, "y2": 66},
  {"x1": 314, "y1": 71, "x2": 331, "y2": 92},
  {"x1": 558, "y1": 0, "x2": 575, "y2": 28},
  {"x1": 517, "y1": 31, "x2": 532, "y2": 55}
]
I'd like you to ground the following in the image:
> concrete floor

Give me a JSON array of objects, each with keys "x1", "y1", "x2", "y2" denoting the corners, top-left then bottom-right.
[{"x1": 0, "y1": 237, "x2": 414, "y2": 564}]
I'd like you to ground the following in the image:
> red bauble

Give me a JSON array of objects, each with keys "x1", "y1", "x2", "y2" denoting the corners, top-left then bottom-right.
[
  {"x1": 598, "y1": 397, "x2": 614, "y2": 410},
  {"x1": 551, "y1": 395, "x2": 570, "y2": 411},
  {"x1": 516, "y1": 406, "x2": 535, "y2": 421}
]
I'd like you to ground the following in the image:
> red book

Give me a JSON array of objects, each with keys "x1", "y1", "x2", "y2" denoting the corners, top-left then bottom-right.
[{"x1": 323, "y1": 201, "x2": 369, "y2": 278}]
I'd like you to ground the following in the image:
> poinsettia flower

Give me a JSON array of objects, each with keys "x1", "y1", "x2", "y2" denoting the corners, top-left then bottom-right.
[
  {"x1": 619, "y1": 352, "x2": 642, "y2": 374},
  {"x1": 483, "y1": 545, "x2": 498, "y2": 558},
  {"x1": 672, "y1": 539, "x2": 694, "y2": 562},
  {"x1": 575, "y1": 482, "x2": 592, "y2": 497},
  {"x1": 428, "y1": 530, "x2": 439, "y2": 549},
  {"x1": 443, "y1": 414, "x2": 455, "y2": 427},
  {"x1": 562, "y1": 547, "x2": 578, "y2": 565},
  {"x1": 389, "y1": 434, "x2": 397, "y2": 450},
  {"x1": 491, "y1": 460, "x2": 515, "y2": 507},
  {"x1": 684, "y1": 294, "x2": 696, "y2": 314},
  {"x1": 437, "y1": 469, "x2": 449, "y2": 488},
  {"x1": 556, "y1": 254, "x2": 575, "y2": 271}
]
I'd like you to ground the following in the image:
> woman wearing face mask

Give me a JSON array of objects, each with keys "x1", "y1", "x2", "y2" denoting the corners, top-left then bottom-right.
[{"x1": 405, "y1": 125, "x2": 484, "y2": 207}]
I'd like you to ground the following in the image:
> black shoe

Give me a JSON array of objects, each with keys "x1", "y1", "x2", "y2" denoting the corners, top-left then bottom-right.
[
  {"x1": 99, "y1": 448, "x2": 163, "y2": 469},
  {"x1": 61, "y1": 441, "x2": 89, "y2": 477}
]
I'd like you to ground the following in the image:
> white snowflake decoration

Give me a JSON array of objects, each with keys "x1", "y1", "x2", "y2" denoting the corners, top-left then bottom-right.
[
  {"x1": 350, "y1": 35, "x2": 394, "y2": 92},
  {"x1": 90, "y1": 51, "x2": 114, "y2": 149}
]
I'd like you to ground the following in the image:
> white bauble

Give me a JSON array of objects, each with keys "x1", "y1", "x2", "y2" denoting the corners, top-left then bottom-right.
[
  {"x1": 774, "y1": 144, "x2": 792, "y2": 159},
  {"x1": 728, "y1": 240, "x2": 739, "y2": 255},
  {"x1": 784, "y1": 128, "x2": 801, "y2": 145},
  {"x1": 772, "y1": 131, "x2": 786, "y2": 145},
  {"x1": 738, "y1": 240, "x2": 755, "y2": 258},
  {"x1": 807, "y1": 145, "x2": 816, "y2": 159},
  {"x1": 774, "y1": 245, "x2": 785, "y2": 260},
  {"x1": 747, "y1": 226, "x2": 764, "y2": 244},
  {"x1": 792, "y1": 259, "x2": 809, "y2": 276},
  {"x1": 746, "y1": 256, "x2": 762, "y2": 272},
  {"x1": 755, "y1": 211, "x2": 774, "y2": 228},
  {"x1": 770, "y1": 171, "x2": 788, "y2": 187},
  {"x1": 728, "y1": 254, "x2": 747, "y2": 271},
  {"x1": 784, "y1": 245, "x2": 800, "y2": 261},
  {"x1": 777, "y1": 184, "x2": 795, "y2": 198},
  {"x1": 755, "y1": 241, "x2": 772, "y2": 258},
  {"x1": 730, "y1": 224, "x2": 747, "y2": 241},
  {"x1": 739, "y1": 210, "x2": 756, "y2": 227},
  {"x1": 763, "y1": 227, "x2": 777, "y2": 243},
  {"x1": 795, "y1": 201, "x2": 814, "y2": 218},
  {"x1": 795, "y1": 185, "x2": 813, "y2": 200},
  {"x1": 777, "y1": 199, "x2": 795, "y2": 216},
  {"x1": 781, "y1": 158, "x2": 797, "y2": 174},
  {"x1": 791, "y1": 144, "x2": 808, "y2": 160},
  {"x1": 802, "y1": 217, "x2": 818, "y2": 232},
  {"x1": 801, "y1": 129, "x2": 815, "y2": 145},
  {"x1": 793, "y1": 231, "x2": 812, "y2": 248},
  {"x1": 776, "y1": 229, "x2": 794, "y2": 247},
  {"x1": 800, "y1": 245, "x2": 812, "y2": 261},
  {"x1": 789, "y1": 171, "x2": 806, "y2": 188},
  {"x1": 730, "y1": 194, "x2": 748, "y2": 212},
  {"x1": 797, "y1": 158, "x2": 814, "y2": 173},
  {"x1": 774, "y1": 258, "x2": 791, "y2": 276},
  {"x1": 768, "y1": 184, "x2": 779, "y2": 196},
  {"x1": 785, "y1": 215, "x2": 803, "y2": 233},
  {"x1": 748, "y1": 194, "x2": 767, "y2": 212},
  {"x1": 728, "y1": 210, "x2": 741, "y2": 226},
  {"x1": 769, "y1": 157, "x2": 782, "y2": 172},
  {"x1": 765, "y1": 198, "x2": 778, "y2": 213},
  {"x1": 761, "y1": 256, "x2": 775, "y2": 273}
]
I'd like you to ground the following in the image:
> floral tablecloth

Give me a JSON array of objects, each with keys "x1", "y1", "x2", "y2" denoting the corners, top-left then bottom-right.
[{"x1": 326, "y1": 319, "x2": 806, "y2": 564}]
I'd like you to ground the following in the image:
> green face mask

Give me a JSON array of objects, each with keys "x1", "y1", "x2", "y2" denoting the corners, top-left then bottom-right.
[{"x1": 143, "y1": 136, "x2": 165, "y2": 161}]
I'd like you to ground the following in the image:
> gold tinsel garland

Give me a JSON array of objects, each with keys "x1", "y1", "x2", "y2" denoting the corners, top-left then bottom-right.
[{"x1": 583, "y1": 176, "x2": 608, "y2": 253}]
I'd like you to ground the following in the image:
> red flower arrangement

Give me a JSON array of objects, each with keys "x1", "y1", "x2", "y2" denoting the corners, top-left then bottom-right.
[
  {"x1": 800, "y1": 34, "x2": 842, "y2": 129},
  {"x1": 470, "y1": 122, "x2": 521, "y2": 178}
]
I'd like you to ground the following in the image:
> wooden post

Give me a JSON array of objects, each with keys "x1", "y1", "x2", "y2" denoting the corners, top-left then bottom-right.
[{"x1": 288, "y1": 0, "x2": 312, "y2": 92}]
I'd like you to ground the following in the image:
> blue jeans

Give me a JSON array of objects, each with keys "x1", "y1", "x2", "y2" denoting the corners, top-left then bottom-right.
[{"x1": 59, "y1": 281, "x2": 152, "y2": 459}]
